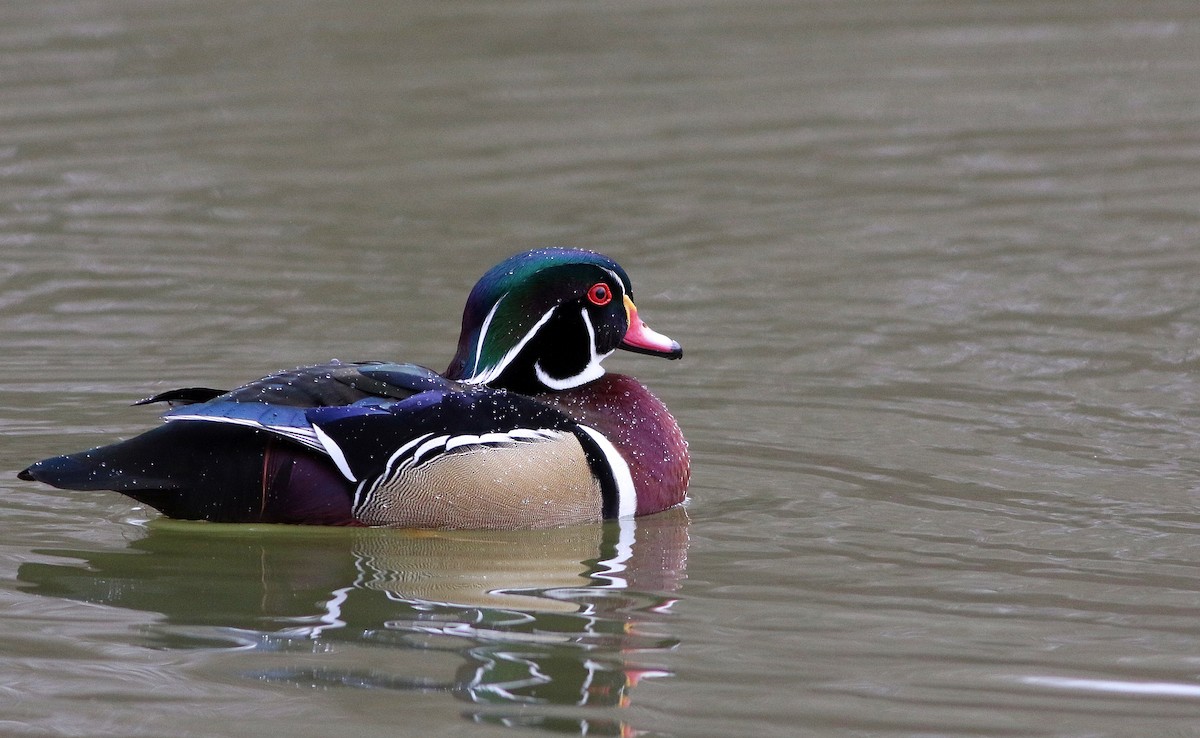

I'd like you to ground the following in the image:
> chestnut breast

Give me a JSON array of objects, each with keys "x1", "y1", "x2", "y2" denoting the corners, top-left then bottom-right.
[{"x1": 538, "y1": 373, "x2": 689, "y2": 516}]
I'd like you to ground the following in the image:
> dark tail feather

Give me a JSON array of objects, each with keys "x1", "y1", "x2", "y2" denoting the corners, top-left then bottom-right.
[{"x1": 19, "y1": 423, "x2": 356, "y2": 525}]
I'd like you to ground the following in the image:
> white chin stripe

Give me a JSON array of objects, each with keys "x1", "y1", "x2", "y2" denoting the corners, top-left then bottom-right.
[
  {"x1": 532, "y1": 307, "x2": 612, "y2": 390},
  {"x1": 534, "y1": 359, "x2": 607, "y2": 390},
  {"x1": 577, "y1": 425, "x2": 636, "y2": 519}
]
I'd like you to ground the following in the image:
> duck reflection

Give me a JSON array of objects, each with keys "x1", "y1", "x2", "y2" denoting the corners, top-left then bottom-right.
[{"x1": 18, "y1": 507, "x2": 689, "y2": 735}]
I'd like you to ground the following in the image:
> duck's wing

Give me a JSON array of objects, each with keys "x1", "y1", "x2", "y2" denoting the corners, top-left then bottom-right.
[
  {"x1": 153, "y1": 362, "x2": 458, "y2": 451},
  {"x1": 136, "y1": 361, "x2": 454, "y2": 409}
]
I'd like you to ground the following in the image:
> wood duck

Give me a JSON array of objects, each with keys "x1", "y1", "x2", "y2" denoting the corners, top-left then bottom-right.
[{"x1": 19, "y1": 248, "x2": 690, "y2": 528}]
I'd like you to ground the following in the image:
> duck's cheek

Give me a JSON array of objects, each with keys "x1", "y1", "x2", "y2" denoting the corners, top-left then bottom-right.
[{"x1": 588, "y1": 309, "x2": 627, "y2": 354}]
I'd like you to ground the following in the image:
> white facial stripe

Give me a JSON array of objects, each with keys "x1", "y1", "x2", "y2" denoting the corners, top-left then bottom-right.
[
  {"x1": 600, "y1": 267, "x2": 628, "y2": 295},
  {"x1": 577, "y1": 424, "x2": 636, "y2": 519},
  {"x1": 466, "y1": 305, "x2": 558, "y2": 385},
  {"x1": 469, "y1": 292, "x2": 506, "y2": 380}
]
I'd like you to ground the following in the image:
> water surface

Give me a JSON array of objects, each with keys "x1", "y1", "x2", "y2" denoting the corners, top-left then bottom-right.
[{"x1": 3, "y1": 1, "x2": 1200, "y2": 736}]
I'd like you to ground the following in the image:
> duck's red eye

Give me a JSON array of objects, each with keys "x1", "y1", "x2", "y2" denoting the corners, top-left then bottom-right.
[{"x1": 587, "y1": 282, "x2": 613, "y2": 306}]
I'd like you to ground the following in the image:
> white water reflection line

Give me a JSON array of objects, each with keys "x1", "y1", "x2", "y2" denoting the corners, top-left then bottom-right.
[
  {"x1": 1021, "y1": 676, "x2": 1200, "y2": 699},
  {"x1": 277, "y1": 585, "x2": 353, "y2": 639},
  {"x1": 592, "y1": 516, "x2": 636, "y2": 590}
]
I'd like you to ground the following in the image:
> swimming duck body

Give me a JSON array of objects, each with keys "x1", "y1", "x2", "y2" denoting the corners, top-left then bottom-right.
[{"x1": 19, "y1": 249, "x2": 689, "y2": 528}]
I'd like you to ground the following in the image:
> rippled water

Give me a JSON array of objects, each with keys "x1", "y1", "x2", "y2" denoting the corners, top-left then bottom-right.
[{"x1": 4, "y1": 1, "x2": 1200, "y2": 736}]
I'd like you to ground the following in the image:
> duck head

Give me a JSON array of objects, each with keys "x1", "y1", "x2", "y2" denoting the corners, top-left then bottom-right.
[{"x1": 445, "y1": 248, "x2": 682, "y2": 393}]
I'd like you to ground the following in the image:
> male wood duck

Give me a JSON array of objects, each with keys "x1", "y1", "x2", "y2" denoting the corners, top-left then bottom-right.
[{"x1": 19, "y1": 248, "x2": 689, "y2": 528}]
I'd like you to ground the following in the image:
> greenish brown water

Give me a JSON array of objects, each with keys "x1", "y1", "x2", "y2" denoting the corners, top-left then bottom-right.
[{"x1": 4, "y1": 1, "x2": 1200, "y2": 736}]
